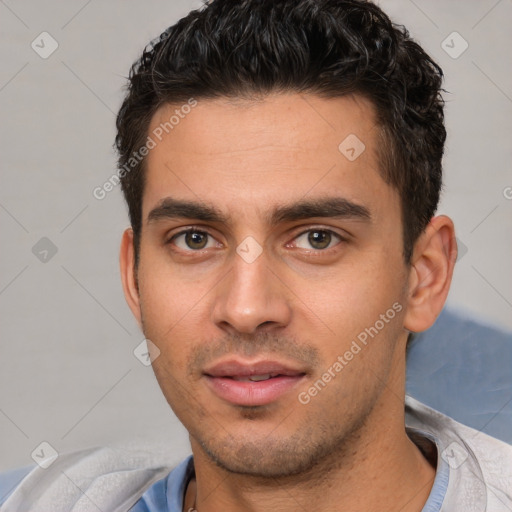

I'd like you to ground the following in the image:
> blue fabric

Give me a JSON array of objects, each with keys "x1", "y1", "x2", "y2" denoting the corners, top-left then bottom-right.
[
  {"x1": 422, "y1": 465, "x2": 449, "y2": 512},
  {"x1": 129, "y1": 443, "x2": 449, "y2": 512},
  {"x1": 3, "y1": 308, "x2": 510, "y2": 510},
  {"x1": 409, "y1": 430, "x2": 450, "y2": 512},
  {"x1": 129, "y1": 456, "x2": 194, "y2": 512},
  {"x1": 0, "y1": 435, "x2": 451, "y2": 512},
  {"x1": 0, "y1": 452, "x2": 450, "y2": 512},
  {"x1": 406, "y1": 308, "x2": 512, "y2": 443},
  {"x1": 0, "y1": 465, "x2": 34, "y2": 505}
]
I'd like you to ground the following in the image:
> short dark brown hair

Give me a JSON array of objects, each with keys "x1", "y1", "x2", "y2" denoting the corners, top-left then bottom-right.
[{"x1": 115, "y1": 0, "x2": 445, "y2": 266}]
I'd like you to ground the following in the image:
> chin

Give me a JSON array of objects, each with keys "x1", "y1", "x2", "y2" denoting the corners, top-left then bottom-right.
[{"x1": 196, "y1": 424, "x2": 347, "y2": 479}]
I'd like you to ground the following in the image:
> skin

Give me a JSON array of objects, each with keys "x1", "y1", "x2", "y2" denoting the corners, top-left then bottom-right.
[{"x1": 120, "y1": 92, "x2": 457, "y2": 512}]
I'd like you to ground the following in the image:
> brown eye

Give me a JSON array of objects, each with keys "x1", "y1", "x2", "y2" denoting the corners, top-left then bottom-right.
[
  {"x1": 308, "y1": 230, "x2": 332, "y2": 249},
  {"x1": 293, "y1": 229, "x2": 342, "y2": 250},
  {"x1": 172, "y1": 230, "x2": 213, "y2": 250},
  {"x1": 185, "y1": 231, "x2": 208, "y2": 249}
]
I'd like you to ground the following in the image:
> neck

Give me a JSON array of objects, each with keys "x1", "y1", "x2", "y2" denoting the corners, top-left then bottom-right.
[{"x1": 185, "y1": 354, "x2": 435, "y2": 512}]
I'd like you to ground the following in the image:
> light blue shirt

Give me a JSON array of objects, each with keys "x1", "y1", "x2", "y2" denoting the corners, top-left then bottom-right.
[
  {"x1": 2, "y1": 396, "x2": 511, "y2": 511},
  {"x1": 128, "y1": 443, "x2": 449, "y2": 512},
  {"x1": 0, "y1": 435, "x2": 449, "y2": 512}
]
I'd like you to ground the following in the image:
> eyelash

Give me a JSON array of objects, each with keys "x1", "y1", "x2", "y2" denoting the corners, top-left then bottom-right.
[
  {"x1": 166, "y1": 226, "x2": 346, "y2": 253},
  {"x1": 168, "y1": 228, "x2": 219, "y2": 252}
]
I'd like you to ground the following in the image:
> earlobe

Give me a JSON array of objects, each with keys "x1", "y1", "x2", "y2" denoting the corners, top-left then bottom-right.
[
  {"x1": 119, "y1": 228, "x2": 142, "y2": 327},
  {"x1": 403, "y1": 215, "x2": 457, "y2": 333}
]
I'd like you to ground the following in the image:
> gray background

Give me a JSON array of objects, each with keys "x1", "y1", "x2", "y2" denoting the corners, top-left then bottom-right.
[{"x1": 1, "y1": 0, "x2": 511, "y2": 472}]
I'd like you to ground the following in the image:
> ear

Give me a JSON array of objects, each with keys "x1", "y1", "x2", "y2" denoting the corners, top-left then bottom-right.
[
  {"x1": 403, "y1": 215, "x2": 457, "y2": 333},
  {"x1": 120, "y1": 228, "x2": 142, "y2": 328}
]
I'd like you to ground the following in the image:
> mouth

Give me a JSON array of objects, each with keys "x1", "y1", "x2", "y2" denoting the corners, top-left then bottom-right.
[
  {"x1": 229, "y1": 373, "x2": 283, "y2": 382},
  {"x1": 203, "y1": 359, "x2": 307, "y2": 406}
]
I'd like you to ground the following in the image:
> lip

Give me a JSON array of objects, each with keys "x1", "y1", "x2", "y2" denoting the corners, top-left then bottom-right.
[{"x1": 203, "y1": 358, "x2": 307, "y2": 406}]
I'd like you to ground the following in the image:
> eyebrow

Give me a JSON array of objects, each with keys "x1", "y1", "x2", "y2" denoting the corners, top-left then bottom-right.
[
  {"x1": 147, "y1": 196, "x2": 371, "y2": 225},
  {"x1": 269, "y1": 197, "x2": 371, "y2": 224},
  {"x1": 148, "y1": 198, "x2": 228, "y2": 224}
]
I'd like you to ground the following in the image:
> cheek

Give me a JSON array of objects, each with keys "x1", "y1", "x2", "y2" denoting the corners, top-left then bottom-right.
[
  {"x1": 297, "y1": 264, "x2": 406, "y2": 413},
  {"x1": 137, "y1": 251, "x2": 213, "y2": 339},
  {"x1": 310, "y1": 259, "x2": 402, "y2": 322},
  {"x1": 298, "y1": 253, "x2": 406, "y2": 361},
  {"x1": 149, "y1": 351, "x2": 201, "y2": 430},
  {"x1": 136, "y1": 252, "x2": 221, "y2": 384}
]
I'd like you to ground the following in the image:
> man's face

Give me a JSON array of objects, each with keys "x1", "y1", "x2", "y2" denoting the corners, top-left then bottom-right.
[{"x1": 130, "y1": 93, "x2": 411, "y2": 477}]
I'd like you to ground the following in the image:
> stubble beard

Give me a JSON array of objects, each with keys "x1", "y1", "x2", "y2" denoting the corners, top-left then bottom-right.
[{"x1": 191, "y1": 398, "x2": 376, "y2": 483}]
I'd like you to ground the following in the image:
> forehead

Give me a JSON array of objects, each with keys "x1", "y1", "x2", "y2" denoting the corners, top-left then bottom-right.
[{"x1": 142, "y1": 93, "x2": 397, "y2": 224}]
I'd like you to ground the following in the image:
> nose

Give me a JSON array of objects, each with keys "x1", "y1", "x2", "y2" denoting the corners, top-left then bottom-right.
[{"x1": 211, "y1": 250, "x2": 292, "y2": 335}]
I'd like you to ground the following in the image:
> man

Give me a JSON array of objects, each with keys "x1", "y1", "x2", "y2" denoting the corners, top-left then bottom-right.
[{"x1": 1, "y1": 0, "x2": 511, "y2": 510}]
